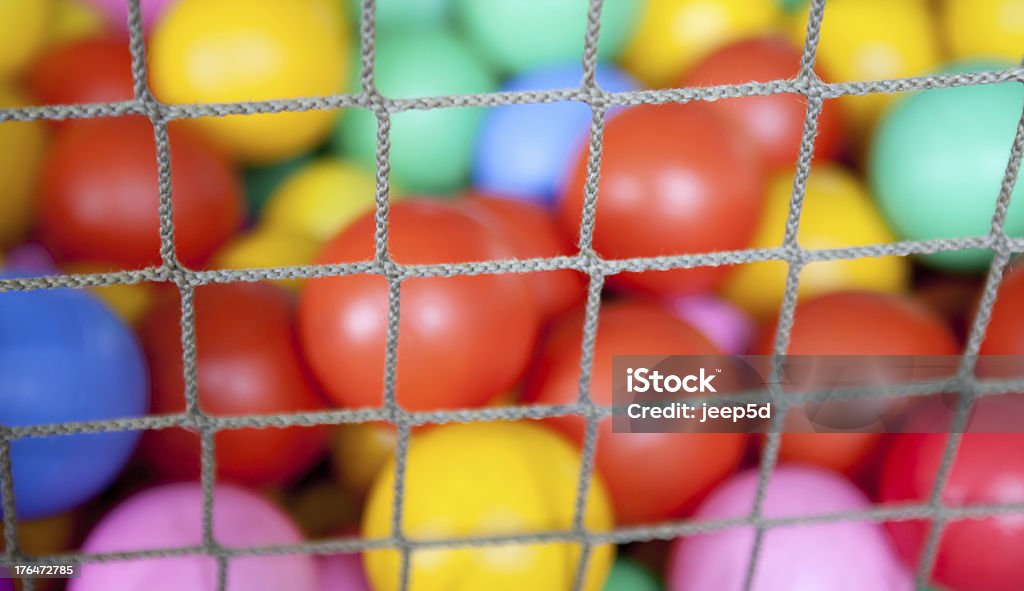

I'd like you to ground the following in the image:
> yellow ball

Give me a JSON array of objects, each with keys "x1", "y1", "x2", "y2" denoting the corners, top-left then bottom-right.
[
  {"x1": 723, "y1": 165, "x2": 909, "y2": 317},
  {"x1": 149, "y1": 0, "x2": 348, "y2": 163},
  {"x1": 330, "y1": 422, "x2": 397, "y2": 500},
  {"x1": 789, "y1": 0, "x2": 940, "y2": 142},
  {"x1": 942, "y1": 0, "x2": 1024, "y2": 62},
  {"x1": 0, "y1": 0, "x2": 52, "y2": 78},
  {"x1": 623, "y1": 0, "x2": 780, "y2": 88},
  {"x1": 63, "y1": 262, "x2": 157, "y2": 325},
  {"x1": 263, "y1": 159, "x2": 381, "y2": 244},
  {"x1": 212, "y1": 226, "x2": 319, "y2": 291},
  {"x1": 46, "y1": 0, "x2": 106, "y2": 47},
  {"x1": 363, "y1": 422, "x2": 615, "y2": 591},
  {"x1": 0, "y1": 87, "x2": 48, "y2": 248}
]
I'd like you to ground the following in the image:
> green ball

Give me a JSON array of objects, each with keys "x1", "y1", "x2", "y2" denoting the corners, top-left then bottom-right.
[
  {"x1": 455, "y1": 0, "x2": 641, "y2": 74},
  {"x1": 334, "y1": 28, "x2": 496, "y2": 194},
  {"x1": 242, "y1": 153, "x2": 315, "y2": 219},
  {"x1": 603, "y1": 557, "x2": 662, "y2": 591},
  {"x1": 776, "y1": 0, "x2": 808, "y2": 13},
  {"x1": 869, "y1": 61, "x2": 1024, "y2": 271},
  {"x1": 346, "y1": 0, "x2": 452, "y2": 29}
]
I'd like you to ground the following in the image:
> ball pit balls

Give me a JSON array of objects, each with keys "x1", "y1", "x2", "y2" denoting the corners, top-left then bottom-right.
[
  {"x1": 623, "y1": 0, "x2": 780, "y2": 88},
  {"x1": 346, "y1": 0, "x2": 451, "y2": 29},
  {"x1": 603, "y1": 558, "x2": 662, "y2": 591},
  {"x1": 666, "y1": 466, "x2": 912, "y2": 591},
  {"x1": 523, "y1": 300, "x2": 745, "y2": 525},
  {"x1": 363, "y1": 421, "x2": 614, "y2": 591},
  {"x1": 870, "y1": 61, "x2": 1024, "y2": 272},
  {"x1": 754, "y1": 292, "x2": 959, "y2": 476},
  {"x1": 211, "y1": 227, "x2": 319, "y2": 291},
  {"x1": 242, "y1": 152, "x2": 316, "y2": 219},
  {"x1": 0, "y1": 0, "x2": 51, "y2": 78},
  {"x1": 455, "y1": 0, "x2": 640, "y2": 74},
  {"x1": 70, "y1": 483, "x2": 317, "y2": 591},
  {"x1": 880, "y1": 397, "x2": 1024, "y2": 591},
  {"x1": 0, "y1": 572, "x2": 9, "y2": 591},
  {"x1": 335, "y1": 28, "x2": 496, "y2": 194},
  {"x1": 681, "y1": 36, "x2": 844, "y2": 171},
  {"x1": 667, "y1": 294, "x2": 755, "y2": 355},
  {"x1": 980, "y1": 264, "x2": 1024, "y2": 356},
  {"x1": 3, "y1": 242, "x2": 56, "y2": 274},
  {"x1": 39, "y1": 117, "x2": 243, "y2": 269},
  {"x1": 140, "y1": 283, "x2": 330, "y2": 487},
  {"x1": 263, "y1": 158, "x2": 380, "y2": 244},
  {"x1": 0, "y1": 86, "x2": 47, "y2": 248},
  {"x1": 942, "y1": 0, "x2": 1024, "y2": 63},
  {"x1": 723, "y1": 165, "x2": 909, "y2": 317},
  {"x1": 318, "y1": 554, "x2": 370, "y2": 591},
  {"x1": 473, "y1": 63, "x2": 637, "y2": 205},
  {"x1": 47, "y1": 0, "x2": 107, "y2": 47},
  {"x1": 83, "y1": 0, "x2": 175, "y2": 33},
  {"x1": 0, "y1": 282, "x2": 148, "y2": 519},
  {"x1": 27, "y1": 36, "x2": 134, "y2": 107},
  {"x1": 560, "y1": 103, "x2": 766, "y2": 297},
  {"x1": 299, "y1": 199, "x2": 541, "y2": 412},
  {"x1": 150, "y1": 0, "x2": 347, "y2": 163}
]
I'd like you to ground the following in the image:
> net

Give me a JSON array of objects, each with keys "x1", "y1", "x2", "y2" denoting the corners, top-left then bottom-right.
[{"x1": 2, "y1": 0, "x2": 1024, "y2": 589}]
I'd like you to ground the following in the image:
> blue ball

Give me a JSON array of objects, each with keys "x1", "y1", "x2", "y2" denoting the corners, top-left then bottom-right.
[
  {"x1": 472, "y1": 63, "x2": 638, "y2": 206},
  {"x1": 0, "y1": 280, "x2": 149, "y2": 519}
]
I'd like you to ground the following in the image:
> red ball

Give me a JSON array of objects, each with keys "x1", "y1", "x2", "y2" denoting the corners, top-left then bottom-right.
[
  {"x1": 879, "y1": 397, "x2": 1024, "y2": 591},
  {"x1": 753, "y1": 292, "x2": 960, "y2": 477},
  {"x1": 463, "y1": 194, "x2": 586, "y2": 320},
  {"x1": 26, "y1": 37, "x2": 134, "y2": 108},
  {"x1": 139, "y1": 283, "x2": 331, "y2": 487},
  {"x1": 980, "y1": 263, "x2": 1024, "y2": 356},
  {"x1": 522, "y1": 300, "x2": 745, "y2": 525},
  {"x1": 39, "y1": 117, "x2": 243, "y2": 268},
  {"x1": 299, "y1": 199, "x2": 541, "y2": 412},
  {"x1": 682, "y1": 36, "x2": 844, "y2": 171},
  {"x1": 559, "y1": 103, "x2": 766, "y2": 297}
]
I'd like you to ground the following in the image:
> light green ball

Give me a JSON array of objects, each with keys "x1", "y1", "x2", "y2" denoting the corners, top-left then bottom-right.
[
  {"x1": 776, "y1": 0, "x2": 808, "y2": 13},
  {"x1": 334, "y1": 28, "x2": 496, "y2": 194},
  {"x1": 346, "y1": 0, "x2": 452, "y2": 29},
  {"x1": 455, "y1": 0, "x2": 641, "y2": 74},
  {"x1": 869, "y1": 61, "x2": 1024, "y2": 271},
  {"x1": 602, "y1": 557, "x2": 662, "y2": 591}
]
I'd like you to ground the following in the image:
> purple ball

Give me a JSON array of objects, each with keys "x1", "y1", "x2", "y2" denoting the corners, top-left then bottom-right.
[
  {"x1": 0, "y1": 569, "x2": 11, "y2": 591},
  {"x1": 70, "y1": 483, "x2": 318, "y2": 591},
  {"x1": 318, "y1": 554, "x2": 370, "y2": 591},
  {"x1": 3, "y1": 242, "x2": 57, "y2": 274},
  {"x1": 83, "y1": 0, "x2": 177, "y2": 33},
  {"x1": 667, "y1": 466, "x2": 912, "y2": 591},
  {"x1": 669, "y1": 295, "x2": 755, "y2": 355}
]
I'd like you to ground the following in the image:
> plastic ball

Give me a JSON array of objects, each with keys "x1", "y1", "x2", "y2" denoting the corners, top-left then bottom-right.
[
  {"x1": 523, "y1": 300, "x2": 745, "y2": 525},
  {"x1": 869, "y1": 61, "x2": 1024, "y2": 272},
  {"x1": 473, "y1": 63, "x2": 637, "y2": 205},
  {"x1": 363, "y1": 421, "x2": 614, "y2": 591},
  {"x1": 330, "y1": 423, "x2": 397, "y2": 501},
  {"x1": 263, "y1": 158, "x2": 379, "y2": 244},
  {"x1": 212, "y1": 227, "x2": 319, "y2": 291},
  {"x1": 753, "y1": 292, "x2": 960, "y2": 476},
  {"x1": 879, "y1": 396, "x2": 1024, "y2": 591},
  {"x1": 62, "y1": 262, "x2": 156, "y2": 325},
  {"x1": 242, "y1": 152, "x2": 315, "y2": 219},
  {"x1": 723, "y1": 165, "x2": 910, "y2": 317},
  {"x1": 150, "y1": 0, "x2": 347, "y2": 163},
  {"x1": 0, "y1": 86, "x2": 47, "y2": 247},
  {"x1": 603, "y1": 557, "x2": 662, "y2": 591},
  {"x1": 346, "y1": 0, "x2": 451, "y2": 29},
  {"x1": 27, "y1": 36, "x2": 134, "y2": 107},
  {"x1": 0, "y1": 283, "x2": 148, "y2": 519},
  {"x1": 455, "y1": 0, "x2": 640, "y2": 74},
  {"x1": 70, "y1": 483, "x2": 317, "y2": 591},
  {"x1": 681, "y1": 36, "x2": 844, "y2": 171},
  {"x1": 285, "y1": 481, "x2": 359, "y2": 539},
  {"x1": 942, "y1": 0, "x2": 1024, "y2": 62},
  {"x1": 0, "y1": 572, "x2": 9, "y2": 591},
  {"x1": 47, "y1": 0, "x2": 107, "y2": 47},
  {"x1": 299, "y1": 199, "x2": 541, "y2": 412},
  {"x1": 139, "y1": 283, "x2": 331, "y2": 487},
  {"x1": 668, "y1": 294, "x2": 755, "y2": 355},
  {"x1": 559, "y1": 103, "x2": 766, "y2": 297},
  {"x1": 0, "y1": 0, "x2": 52, "y2": 78},
  {"x1": 3, "y1": 242, "x2": 56, "y2": 274},
  {"x1": 319, "y1": 554, "x2": 370, "y2": 591},
  {"x1": 792, "y1": 0, "x2": 940, "y2": 141},
  {"x1": 335, "y1": 28, "x2": 496, "y2": 194},
  {"x1": 623, "y1": 0, "x2": 780, "y2": 88},
  {"x1": 83, "y1": 0, "x2": 175, "y2": 33},
  {"x1": 39, "y1": 117, "x2": 243, "y2": 269},
  {"x1": 464, "y1": 195, "x2": 586, "y2": 320},
  {"x1": 666, "y1": 466, "x2": 912, "y2": 591},
  {"x1": 980, "y1": 264, "x2": 1024, "y2": 355}
]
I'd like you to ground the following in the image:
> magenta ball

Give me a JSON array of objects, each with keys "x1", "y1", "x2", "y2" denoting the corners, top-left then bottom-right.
[
  {"x1": 668, "y1": 294, "x2": 755, "y2": 355},
  {"x1": 4, "y1": 242, "x2": 56, "y2": 273},
  {"x1": 318, "y1": 554, "x2": 370, "y2": 591},
  {"x1": 83, "y1": 0, "x2": 176, "y2": 33},
  {"x1": 667, "y1": 466, "x2": 912, "y2": 591},
  {"x1": 70, "y1": 483, "x2": 318, "y2": 591}
]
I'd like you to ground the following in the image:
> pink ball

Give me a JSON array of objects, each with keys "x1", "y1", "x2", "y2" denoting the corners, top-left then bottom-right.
[
  {"x1": 667, "y1": 466, "x2": 912, "y2": 591},
  {"x1": 4, "y1": 242, "x2": 57, "y2": 273},
  {"x1": 668, "y1": 294, "x2": 755, "y2": 355},
  {"x1": 70, "y1": 483, "x2": 318, "y2": 591},
  {"x1": 83, "y1": 0, "x2": 177, "y2": 33},
  {"x1": 318, "y1": 554, "x2": 370, "y2": 591}
]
